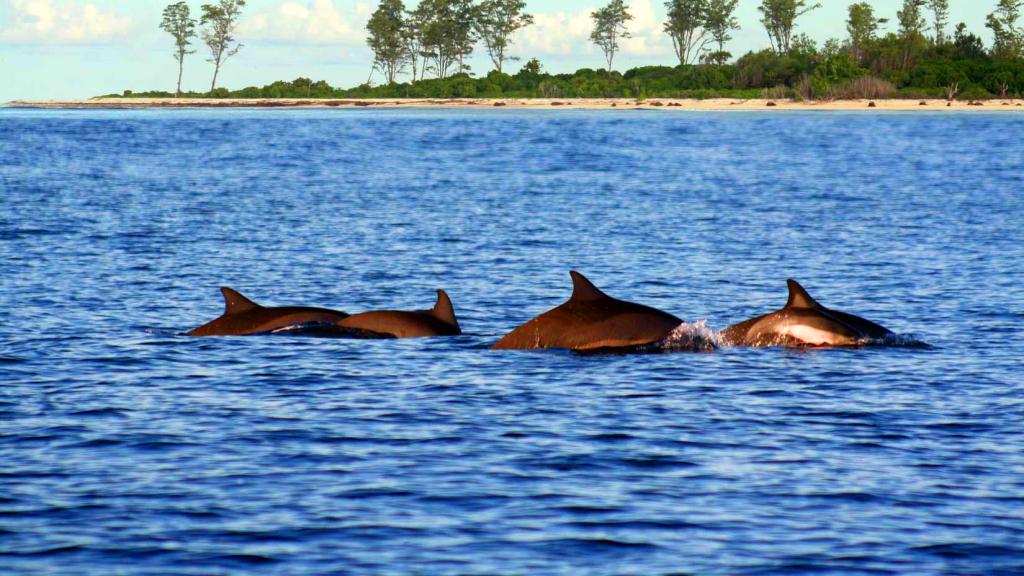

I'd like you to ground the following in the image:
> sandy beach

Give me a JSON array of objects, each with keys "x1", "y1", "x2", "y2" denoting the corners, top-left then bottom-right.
[{"x1": 5, "y1": 97, "x2": 1024, "y2": 111}]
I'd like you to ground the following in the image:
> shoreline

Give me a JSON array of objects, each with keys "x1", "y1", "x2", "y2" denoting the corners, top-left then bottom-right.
[{"x1": 4, "y1": 97, "x2": 1024, "y2": 111}]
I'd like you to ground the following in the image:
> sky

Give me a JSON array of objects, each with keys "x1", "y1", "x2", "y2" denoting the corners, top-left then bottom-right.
[{"x1": 0, "y1": 0, "x2": 997, "y2": 101}]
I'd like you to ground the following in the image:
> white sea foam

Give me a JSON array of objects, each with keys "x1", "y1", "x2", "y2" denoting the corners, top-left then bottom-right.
[
  {"x1": 867, "y1": 333, "x2": 933, "y2": 349},
  {"x1": 654, "y1": 320, "x2": 720, "y2": 352}
]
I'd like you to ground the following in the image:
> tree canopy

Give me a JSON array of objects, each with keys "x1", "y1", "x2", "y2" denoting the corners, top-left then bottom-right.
[{"x1": 591, "y1": 0, "x2": 634, "y2": 72}]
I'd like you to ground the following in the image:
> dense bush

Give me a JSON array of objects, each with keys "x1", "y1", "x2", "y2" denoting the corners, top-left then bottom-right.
[{"x1": 113, "y1": 39, "x2": 1024, "y2": 101}]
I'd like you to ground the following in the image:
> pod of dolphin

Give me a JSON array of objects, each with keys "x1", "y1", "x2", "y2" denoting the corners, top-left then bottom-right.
[{"x1": 188, "y1": 271, "x2": 900, "y2": 350}]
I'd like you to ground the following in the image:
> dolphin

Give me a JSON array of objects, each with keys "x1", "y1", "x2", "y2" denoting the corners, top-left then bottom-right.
[
  {"x1": 336, "y1": 290, "x2": 462, "y2": 338},
  {"x1": 492, "y1": 271, "x2": 685, "y2": 351},
  {"x1": 721, "y1": 279, "x2": 894, "y2": 347},
  {"x1": 188, "y1": 287, "x2": 351, "y2": 336}
]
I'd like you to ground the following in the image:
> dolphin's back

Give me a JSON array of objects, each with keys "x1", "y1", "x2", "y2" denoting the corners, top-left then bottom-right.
[
  {"x1": 188, "y1": 287, "x2": 461, "y2": 339},
  {"x1": 339, "y1": 310, "x2": 460, "y2": 338},
  {"x1": 336, "y1": 290, "x2": 462, "y2": 338},
  {"x1": 492, "y1": 272, "x2": 683, "y2": 351},
  {"x1": 722, "y1": 280, "x2": 894, "y2": 347},
  {"x1": 188, "y1": 306, "x2": 350, "y2": 336},
  {"x1": 187, "y1": 287, "x2": 350, "y2": 336},
  {"x1": 494, "y1": 299, "x2": 682, "y2": 350}
]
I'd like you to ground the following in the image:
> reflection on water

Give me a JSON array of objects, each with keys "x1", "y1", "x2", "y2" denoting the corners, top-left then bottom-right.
[{"x1": 1, "y1": 109, "x2": 1023, "y2": 575}]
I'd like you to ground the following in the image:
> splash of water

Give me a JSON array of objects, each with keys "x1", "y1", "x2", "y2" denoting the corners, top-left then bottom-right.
[
  {"x1": 654, "y1": 320, "x2": 720, "y2": 352},
  {"x1": 868, "y1": 333, "x2": 933, "y2": 349}
]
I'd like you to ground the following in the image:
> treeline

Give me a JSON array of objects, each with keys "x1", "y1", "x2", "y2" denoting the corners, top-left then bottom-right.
[
  {"x1": 360, "y1": 0, "x2": 1024, "y2": 100},
  {"x1": 139, "y1": 0, "x2": 1024, "y2": 100}
]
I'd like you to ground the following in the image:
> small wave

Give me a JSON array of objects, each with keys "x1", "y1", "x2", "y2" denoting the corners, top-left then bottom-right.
[
  {"x1": 143, "y1": 328, "x2": 183, "y2": 338},
  {"x1": 267, "y1": 322, "x2": 376, "y2": 338},
  {"x1": 871, "y1": 333, "x2": 933, "y2": 349},
  {"x1": 653, "y1": 320, "x2": 719, "y2": 352}
]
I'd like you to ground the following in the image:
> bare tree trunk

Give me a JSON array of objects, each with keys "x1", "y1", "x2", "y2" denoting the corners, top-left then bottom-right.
[
  {"x1": 210, "y1": 64, "x2": 220, "y2": 92},
  {"x1": 176, "y1": 51, "x2": 184, "y2": 97},
  {"x1": 210, "y1": 50, "x2": 223, "y2": 92}
]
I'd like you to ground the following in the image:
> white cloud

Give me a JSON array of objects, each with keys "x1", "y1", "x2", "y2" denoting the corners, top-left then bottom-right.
[
  {"x1": 240, "y1": 0, "x2": 371, "y2": 46},
  {"x1": 515, "y1": 9, "x2": 593, "y2": 57},
  {"x1": 0, "y1": 0, "x2": 131, "y2": 44},
  {"x1": 514, "y1": 0, "x2": 670, "y2": 60},
  {"x1": 621, "y1": 0, "x2": 672, "y2": 57}
]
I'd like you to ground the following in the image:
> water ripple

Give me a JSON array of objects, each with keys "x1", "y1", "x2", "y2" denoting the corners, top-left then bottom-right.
[{"x1": 1, "y1": 109, "x2": 1023, "y2": 575}]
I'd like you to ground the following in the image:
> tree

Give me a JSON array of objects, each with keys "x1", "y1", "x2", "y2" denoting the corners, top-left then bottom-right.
[
  {"x1": 591, "y1": 0, "x2": 633, "y2": 72},
  {"x1": 758, "y1": 0, "x2": 821, "y2": 54},
  {"x1": 452, "y1": 0, "x2": 478, "y2": 74},
  {"x1": 160, "y1": 2, "x2": 197, "y2": 97},
  {"x1": 846, "y1": 2, "x2": 885, "y2": 61},
  {"x1": 411, "y1": 0, "x2": 476, "y2": 79},
  {"x1": 704, "y1": 0, "x2": 739, "y2": 64},
  {"x1": 927, "y1": 0, "x2": 949, "y2": 43},
  {"x1": 953, "y1": 22, "x2": 986, "y2": 59},
  {"x1": 896, "y1": 0, "x2": 927, "y2": 71},
  {"x1": 986, "y1": 0, "x2": 1023, "y2": 59},
  {"x1": 200, "y1": 0, "x2": 246, "y2": 93},
  {"x1": 474, "y1": 0, "x2": 534, "y2": 74},
  {"x1": 664, "y1": 0, "x2": 710, "y2": 66},
  {"x1": 404, "y1": 8, "x2": 427, "y2": 81},
  {"x1": 519, "y1": 57, "x2": 542, "y2": 75},
  {"x1": 367, "y1": 0, "x2": 408, "y2": 85}
]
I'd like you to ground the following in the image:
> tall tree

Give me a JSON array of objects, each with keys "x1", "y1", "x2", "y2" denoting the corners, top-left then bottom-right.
[
  {"x1": 590, "y1": 0, "x2": 633, "y2": 72},
  {"x1": 452, "y1": 0, "x2": 478, "y2": 74},
  {"x1": 986, "y1": 0, "x2": 1023, "y2": 58},
  {"x1": 664, "y1": 0, "x2": 710, "y2": 66},
  {"x1": 367, "y1": 0, "x2": 408, "y2": 84},
  {"x1": 474, "y1": 0, "x2": 534, "y2": 74},
  {"x1": 160, "y1": 1, "x2": 197, "y2": 97},
  {"x1": 704, "y1": 0, "x2": 739, "y2": 64},
  {"x1": 927, "y1": 0, "x2": 949, "y2": 43},
  {"x1": 411, "y1": 0, "x2": 475, "y2": 79},
  {"x1": 846, "y1": 2, "x2": 885, "y2": 61},
  {"x1": 200, "y1": 0, "x2": 246, "y2": 92},
  {"x1": 758, "y1": 0, "x2": 821, "y2": 53},
  {"x1": 896, "y1": 0, "x2": 927, "y2": 71},
  {"x1": 404, "y1": 8, "x2": 427, "y2": 81}
]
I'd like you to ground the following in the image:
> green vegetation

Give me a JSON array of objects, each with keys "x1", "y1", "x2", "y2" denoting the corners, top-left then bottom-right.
[
  {"x1": 199, "y1": 0, "x2": 246, "y2": 92},
  {"x1": 475, "y1": 0, "x2": 535, "y2": 74},
  {"x1": 590, "y1": 1, "x2": 634, "y2": 72},
  {"x1": 160, "y1": 2, "x2": 197, "y2": 97},
  {"x1": 133, "y1": 0, "x2": 1024, "y2": 101},
  {"x1": 758, "y1": 0, "x2": 821, "y2": 54}
]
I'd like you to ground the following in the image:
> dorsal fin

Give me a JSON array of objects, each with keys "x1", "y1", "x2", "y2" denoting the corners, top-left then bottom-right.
[
  {"x1": 569, "y1": 271, "x2": 610, "y2": 302},
  {"x1": 429, "y1": 289, "x2": 460, "y2": 328},
  {"x1": 785, "y1": 279, "x2": 822, "y2": 309},
  {"x1": 220, "y1": 287, "x2": 260, "y2": 315}
]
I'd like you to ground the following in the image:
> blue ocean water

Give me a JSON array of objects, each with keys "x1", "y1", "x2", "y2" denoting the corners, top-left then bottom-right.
[{"x1": 1, "y1": 108, "x2": 1023, "y2": 575}]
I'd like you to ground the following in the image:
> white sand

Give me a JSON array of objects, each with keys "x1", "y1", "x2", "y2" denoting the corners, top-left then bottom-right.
[{"x1": 6, "y1": 97, "x2": 1023, "y2": 111}]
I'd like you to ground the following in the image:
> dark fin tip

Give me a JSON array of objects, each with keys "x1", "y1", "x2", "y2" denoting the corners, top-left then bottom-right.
[
  {"x1": 569, "y1": 271, "x2": 609, "y2": 302},
  {"x1": 431, "y1": 289, "x2": 459, "y2": 328},
  {"x1": 785, "y1": 279, "x2": 821, "y2": 309},
  {"x1": 220, "y1": 287, "x2": 260, "y2": 315}
]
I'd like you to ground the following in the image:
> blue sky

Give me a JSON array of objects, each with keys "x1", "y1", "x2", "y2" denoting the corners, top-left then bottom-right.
[{"x1": 0, "y1": 0, "x2": 996, "y2": 101}]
